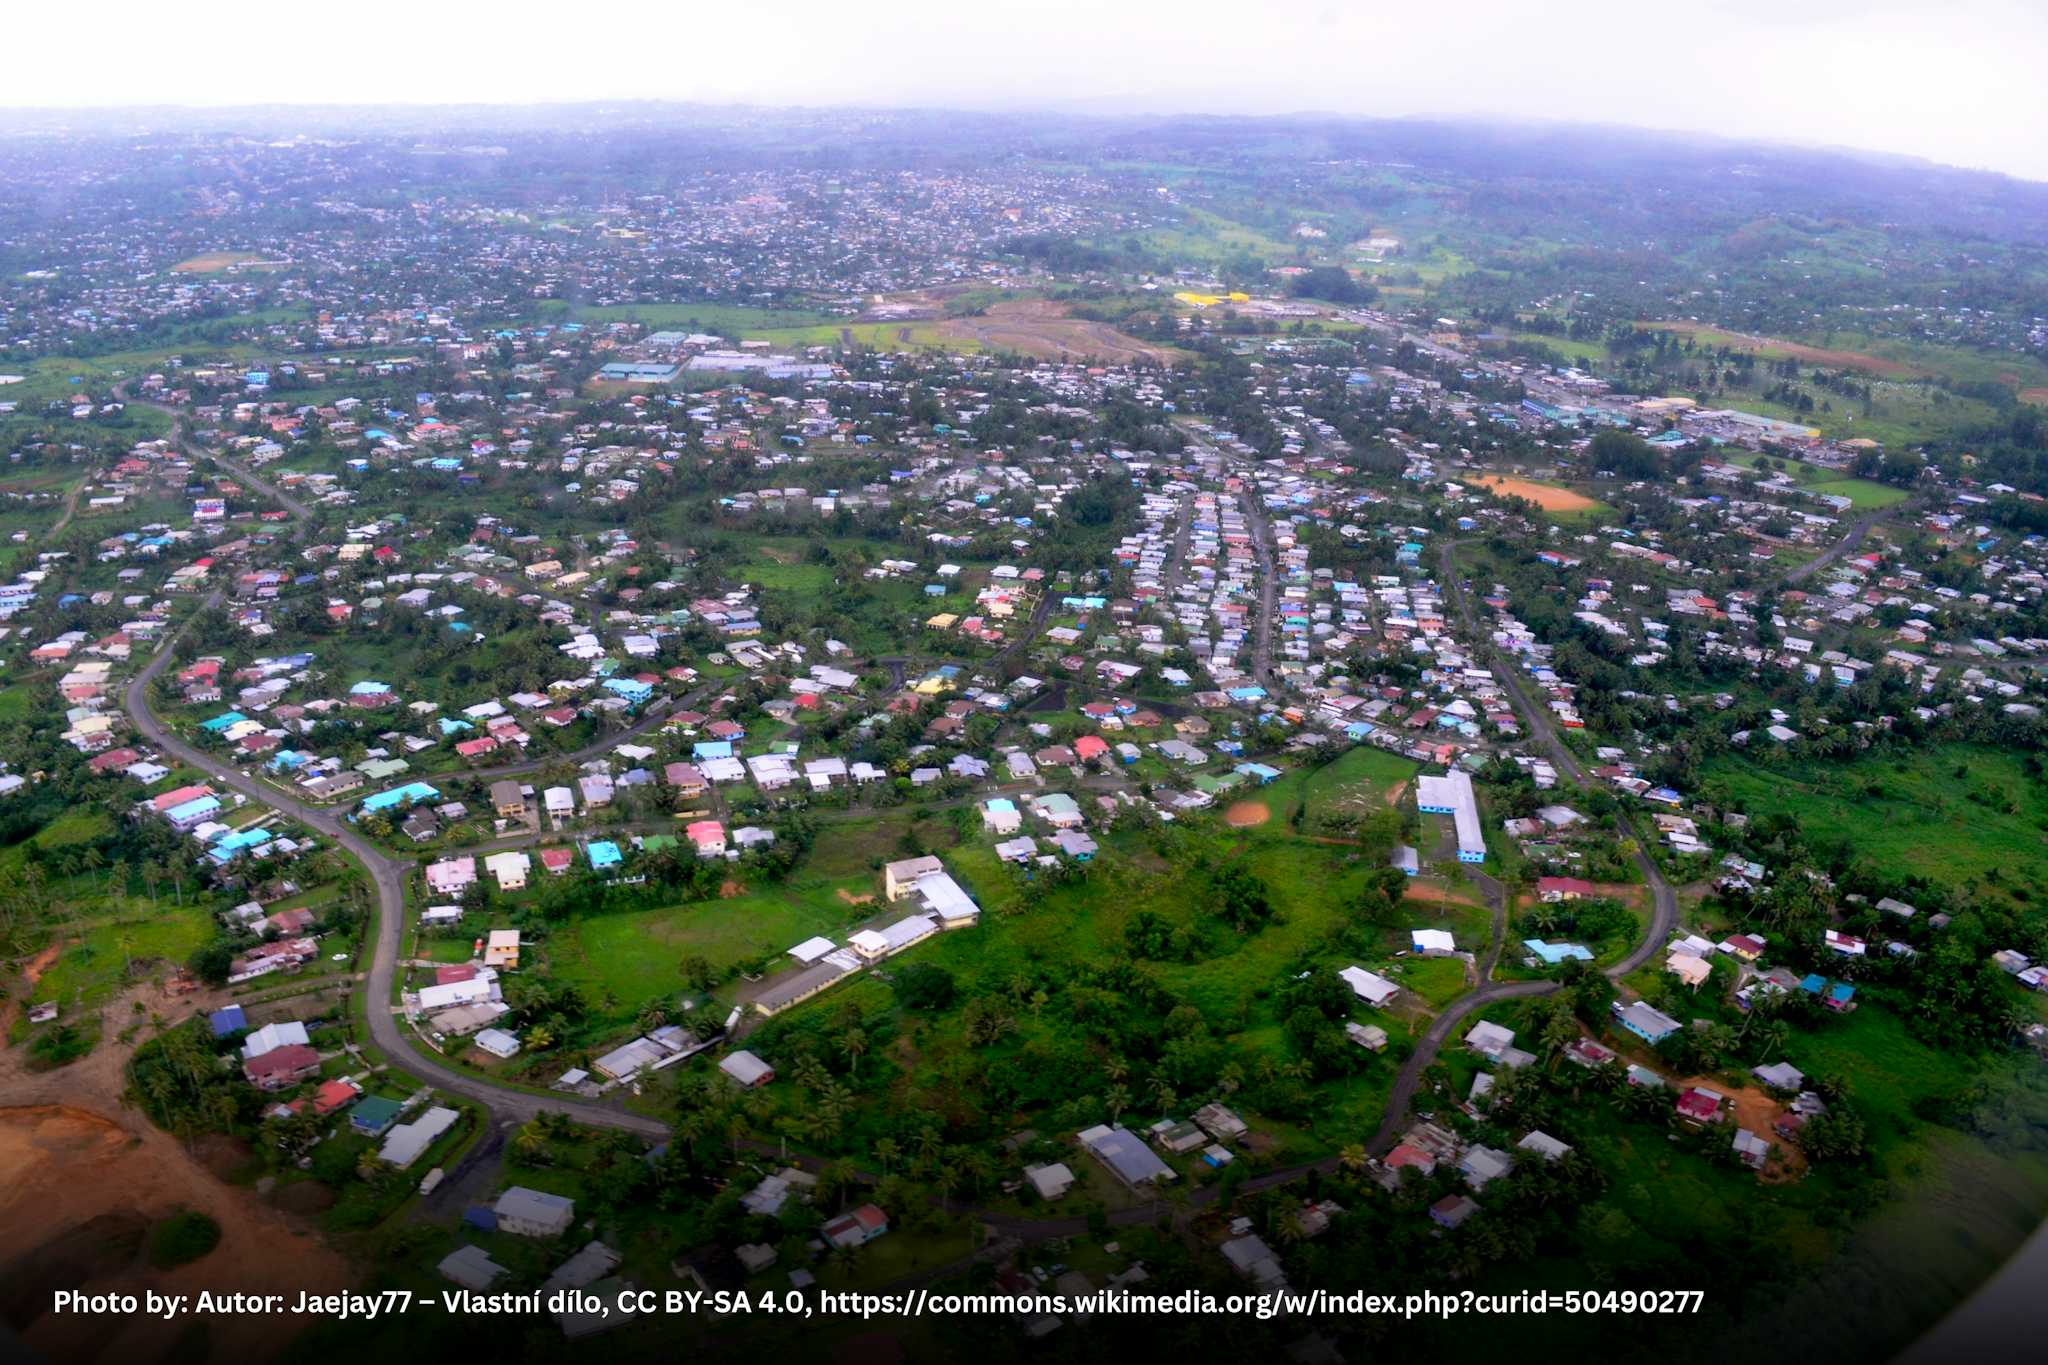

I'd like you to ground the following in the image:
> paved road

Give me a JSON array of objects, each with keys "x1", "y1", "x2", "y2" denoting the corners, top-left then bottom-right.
[
  {"x1": 111, "y1": 416, "x2": 1684, "y2": 1243},
  {"x1": 1238, "y1": 478, "x2": 1283, "y2": 690},
  {"x1": 1779, "y1": 507, "x2": 1893, "y2": 588},
  {"x1": 125, "y1": 599, "x2": 670, "y2": 1138},
  {"x1": 1436, "y1": 540, "x2": 1678, "y2": 971}
]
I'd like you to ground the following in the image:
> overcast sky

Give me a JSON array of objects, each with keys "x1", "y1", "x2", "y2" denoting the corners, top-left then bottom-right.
[{"x1": 15, "y1": 1, "x2": 2048, "y2": 180}]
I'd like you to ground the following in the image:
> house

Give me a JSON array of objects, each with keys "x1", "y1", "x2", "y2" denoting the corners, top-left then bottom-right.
[
  {"x1": 484, "y1": 929, "x2": 521, "y2": 969},
  {"x1": 1676, "y1": 1087, "x2": 1724, "y2": 1124},
  {"x1": 495, "y1": 1186, "x2": 576, "y2": 1238},
  {"x1": 1613, "y1": 1000, "x2": 1681, "y2": 1044},
  {"x1": 1430, "y1": 1195, "x2": 1480, "y2": 1230},
  {"x1": 1465, "y1": 1020, "x2": 1517, "y2": 1059},
  {"x1": 1753, "y1": 1061, "x2": 1805, "y2": 1091},
  {"x1": 1023, "y1": 1162, "x2": 1075, "y2": 1200},
  {"x1": 379, "y1": 1105, "x2": 460, "y2": 1168},
  {"x1": 1732, "y1": 1128, "x2": 1772, "y2": 1170},
  {"x1": 473, "y1": 1028, "x2": 521, "y2": 1059},
  {"x1": 490, "y1": 781, "x2": 526, "y2": 818},
  {"x1": 719, "y1": 1050, "x2": 774, "y2": 1088},
  {"x1": 882, "y1": 855, "x2": 944, "y2": 901},
  {"x1": 1339, "y1": 965, "x2": 1399, "y2": 1006},
  {"x1": 820, "y1": 1204, "x2": 889, "y2": 1249},
  {"x1": 980, "y1": 798, "x2": 1022, "y2": 835},
  {"x1": 1537, "y1": 876, "x2": 1596, "y2": 901},
  {"x1": 1346, "y1": 1021, "x2": 1389, "y2": 1051},
  {"x1": 424, "y1": 856, "x2": 476, "y2": 898},
  {"x1": 439, "y1": 1245, "x2": 509, "y2": 1291},
  {"x1": 484, "y1": 850, "x2": 530, "y2": 891},
  {"x1": 1052, "y1": 829, "x2": 1097, "y2": 860},
  {"x1": 1031, "y1": 792, "x2": 1084, "y2": 829},
  {"x1": 1192, "y1": 1103, "x2": 1248, "y2": 1142},
  {"x1": 1077, "y1": 1123, "x2": 1175, "y2": 1189},
  {"x1": 243, "y1": 1043, "x2": 320, "y2": 1090},
  {"x1": 349, "y1": 1095, "x2": 406, "y2": 1137},
  {"x1": 664, "y1": 762, "x2": 708, "y2": 798},
  {"x1": 1220, "y1": 1233, "x2": 1288, "y2": 1291},
  {"x1": 242, "y1": 1020, "x2": 310, "y2": 1059},
  {"x1": 1458, "y1": 1145, "x2": 1513, "y2": 1190}
]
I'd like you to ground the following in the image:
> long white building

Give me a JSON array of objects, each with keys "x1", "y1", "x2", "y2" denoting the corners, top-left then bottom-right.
[{"x1": 1416, "y1": 769, "x2": 1486, "y2": 864}]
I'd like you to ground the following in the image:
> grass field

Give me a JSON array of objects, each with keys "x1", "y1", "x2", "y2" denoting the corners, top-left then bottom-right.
[
  {"x1": 1725, "y1": 451, "x2": 1909, "y2": 511},
  {"x1": 551, "y1": 880, "x2": 866, "y2": 1004},
  {"x1": 32, "y1": 908, "x2": 213, "y2": 1008},
  {"x1": 1702, "y1": 743, "x2": 2048, "y2": 896}
]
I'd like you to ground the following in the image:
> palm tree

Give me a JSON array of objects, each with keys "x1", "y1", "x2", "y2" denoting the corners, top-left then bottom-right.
[
  {"x1": 1754, "y1": 1018, "x2": 1790, "y2": 1062},
  {"x1": 1540, "y1": 1011, "x2": 1580, "y2": 1072},
  {"x1": 874, "y1": 1136, "x2": 900, "y2": 1176},
  {"x1": 1338, "y1": 1144, "x2": 1370, "y2": 1176},
  {"x1": 1105, "y1": 1084, "x2": 1131, "y2": 1123},
  {"x1": 839, "y1": 1026, "x2": 868, "y2": 1079}
]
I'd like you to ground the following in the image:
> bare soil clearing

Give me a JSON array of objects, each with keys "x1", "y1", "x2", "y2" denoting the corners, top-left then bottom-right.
[
  {"x1": 1639, "y1": 322, "x2": 1920, "y2": 379},
  {"x1": 1223, "y1": 801, "x2": 1272, "y2": 827},
  {"x1": 0, "y1": 982, "x2": 352, "y2": 1362},
  {"x1": 170, "y1": 252, "x2": 282, "y2": 274},
  {"x1": 0, "y1": 1106, "x2": 351, "y2": 1362},
  {"x1": 937, "y1": 299, "x2": 1182, "y2": 365},
  {"x1": 1472, "y1": 474, "x2": 1601, "y2": 513},
  {"x1": 1677, "y1": 1074, "x2": 1808, "y2": 1183}
]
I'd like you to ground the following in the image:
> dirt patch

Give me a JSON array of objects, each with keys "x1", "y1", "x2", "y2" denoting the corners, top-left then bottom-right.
[
  {"x1": 719, "y1": 880, "x2": 747, "y2": 899},
  {"x1": 936, "y1": 299, "x2": 1184, "y2": 366},
  {"x1": 1677, "y1": 1075, "x2": 1808, "y2": 1183},
  {"x1": 23, "y1": 942, "x2": 61, "y2": 984},
  {"x1": 170, "y1": 251, "x2": 282, "y2": 274},
  {"x1": 1638, "y1": 322, "x2": 1920, "y2": 379},
  {"x1": 272, "y1": 1182, "x2": 337, "y2": 1215},
  {"x1": 1404, "y1": 882, "x2": 1483, "y2": 908},
  {"x1": 1223, "y1": 801, "x2": 1271, "y2": 827},
  {"x1": 1471, "y1": 474, "x2": 1600, "y2": 513},
  {"x1": 1383, "y1": 779, "x2": 1409, "y2": 808},
  {"x1": 836, "y1": 888, "x2": 876, "y2": 906},
  {"x1": 0, "y1": 1105, "x2": 351, "y2": 1361}
]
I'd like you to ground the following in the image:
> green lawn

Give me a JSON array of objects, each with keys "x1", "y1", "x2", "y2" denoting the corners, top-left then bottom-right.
[
  {"x1": 32, "y1": 907, "x2": 213, "y2": 1008},
  {"x1": 1702, "y1": 743, "x2": 2048, "y2": 895},
  {"x1": 551, "y1": 878, "x2": 874, "y2": 1003}
]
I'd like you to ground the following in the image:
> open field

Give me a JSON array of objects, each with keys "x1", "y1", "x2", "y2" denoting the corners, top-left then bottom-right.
[
  {"x1": 1640, "y1": 322, "x2": 1923, "y2": 378},
  {"x1": 170, "y1": 251, "x2": 285, "y2": 273},
  {"x1": 1471, "y1": 473, "x2": 1603, "y2": 513},
  {"x1": 933, "y1": 298, "x2": 1183, "y2": 365},
  {"x1": 1702, "y1": 743, "x2": 2048, "y2": 896},
  {"x1": 1724, "y1": 450, "x2": 1910, "y2": 510}
]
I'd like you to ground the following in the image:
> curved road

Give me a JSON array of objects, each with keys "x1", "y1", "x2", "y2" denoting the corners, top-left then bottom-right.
[
  {"x1": 126, "y1": 598, "x2": 670, "y2": 1137},
  {"x1": 114, "y1": 429, "x2": 1684, "y2": 1243}
]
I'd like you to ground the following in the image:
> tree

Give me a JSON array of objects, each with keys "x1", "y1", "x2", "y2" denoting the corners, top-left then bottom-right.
[{"x1": 892, "y1": 963, "x2": 956, "y2": 1011}]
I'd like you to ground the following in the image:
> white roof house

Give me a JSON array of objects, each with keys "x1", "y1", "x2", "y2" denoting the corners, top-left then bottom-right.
[
  {"x1": 380, "y1": 1105, "x2": 460, "y2": 1169},
  {"x1": 473, "y1": 1027, "x2": 521, "y2": 1059},
  {"x1": 1339, "y1": 965, "x2": 1399, "y2": 1006},
  {"x1": 242, "y1": 1020, "x2": 310, "y2": 1059},
  {"x1": 495, "y1": 1185, "x2": 575, "y2": 1237},
  {"x1": 718, "y1": 1050, "x2": 775, "y2": 1088}
]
